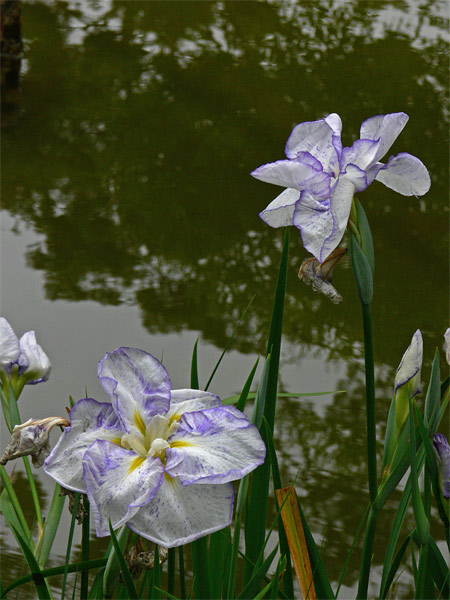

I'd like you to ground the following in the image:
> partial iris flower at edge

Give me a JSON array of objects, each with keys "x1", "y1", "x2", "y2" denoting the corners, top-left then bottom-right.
[
  {"x1": 444, "y1": 328, "x2": 450, "y2": 365},
  {"x1": 44, "y1": 347, "x2": 266, "y2": 548},
  {"x1": 251, "y1": 112, "x2": 431, "y2": 263},
  {"x1": 0, "y1": 317, "x2": 51, "y2": 386},
  {"x1": 394, "y1": 329, "x2": 423, "y2": 432},
  {"x1": 433, "y1": 434, "x2": 450, "y2": 500}
]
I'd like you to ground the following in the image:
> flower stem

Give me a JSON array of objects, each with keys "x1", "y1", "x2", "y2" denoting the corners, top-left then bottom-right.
[
  {"x1": 22, "y1": 455, "x2": 43, "y2": 529},
  {"x1": 362, "y1": 302, "x2": 377, "y2": 503},
  {"x1": 80, "y1": 495, "x2": 90, "y2": 600}
]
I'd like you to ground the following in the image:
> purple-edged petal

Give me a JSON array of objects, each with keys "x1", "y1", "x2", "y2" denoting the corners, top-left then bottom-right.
[
  {"x1": 309, "y1": 174, "x2": 355, "y2": 262},
  {"x1": 18, "y1": 331, "x2": 51, "y2": 384},
  {"x1": 83, "y1": 439, "x2": 164, "y2": 536},
  {"x1": 0, "y1": 318, "x2": 20, "y2": 371},
  {"x1": 44, "y1": 398, "x2": 124, "y2": 493},
  {"x1": 394, "y1": 329, "x2": 423, "y2": 396},
  {"x1": 167, "y1": 389, "x2": 221, "y2": 420},
  {"x1": 340, "y1": 139, "x2": 380, "y2": 172},
  {"x1": 251, "y1": 159, "x2": 330, "y2": 193},
  {"x1": 165, "y1": 405, "x2": 265, "y2": 485},
  {"x1": 433, "y1": 434, "x2": 450, "y2": 499},
  {"x1": 98, "y1": 347, "x2": 171, "y2": 434},
  {"x1": 359, "y1": 112, "x2": 409, "y2": 163},
  {"x1": 259, "y1": 187, "x2": 300, "y2": 228},
  {"x1": 293, "y1": 192, "x2": 334, "y2": 261},
  {"x1": 127, "y1": 476, "x2": 234, "y2": 548},
  {"x1": 342, "y1": 164, "x2": 368, "y2": 192},
  {"x1": 374, "y1": 153, "x2": 431, "y2": 196},
  {"x1": 444, "y1": 328, "x2": 450, "y2": 366},
  {"x1": 285, "y1": 113, "x2": 342, "y2": 173}
]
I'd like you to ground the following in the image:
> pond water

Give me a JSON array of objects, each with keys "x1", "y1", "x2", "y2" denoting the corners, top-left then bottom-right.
[{"x1": 1, "y1": 0, "x2": 449, "y2": 597}]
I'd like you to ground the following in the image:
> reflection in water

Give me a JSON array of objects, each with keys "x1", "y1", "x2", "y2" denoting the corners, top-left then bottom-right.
[{"x1": 1, "y1": 0, "x2": 449, "y2": 595}]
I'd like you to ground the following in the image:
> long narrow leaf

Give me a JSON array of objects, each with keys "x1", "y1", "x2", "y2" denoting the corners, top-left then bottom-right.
[
  {"x1": 108, "y1": 521, "x2": 138, "y2": 599},
  {"x1": 103, "y1": 525, "x2": 131, "y2": 598},
  {"x1": 10, "y1": 525, "x2": 51, "y2": 599},
  {"x1": 190, "y1": 338, "x2": 200, "y2": 389},
  {"x1": 379, "y1": 535, "x2": 410, "y2": 599},
  {"x1": 276, "y1": 486, "x2": 315, "y2": 599},
  {"x1": 61, "y1": 492, "x2": 80, "y2": 600},
  {"x1": 236, "y1": 357, "x2": 259, "y2": 413},
  {"x1": 204, "y1": 293, "x2": 256, "y2": 391},
  {"x1": 237, "y1": 544, "x2": 279, "y2": 600},
  {"x1": 424, "y1": 349, "x2": 441, "y2": 435},
  {"x1": 191, "y1": 536, "x2": 210, "y2": 599},
  {"x1": 38, "y1": 484, "x2": 65, "y2": 568}
]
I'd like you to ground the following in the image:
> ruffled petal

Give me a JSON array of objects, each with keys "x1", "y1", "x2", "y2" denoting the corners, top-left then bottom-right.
[
  {"x1": 127, "y1": 477, "x2": 234, "y2": 547},
  {"x1": 0, "y1": 318, "x2": 20, "y2": 371},
  {"x1": 433, "y1": 434, "x2": 450, "y2": 499},
  {"x1": 322, "y1": 174, "x2": 356, "y2": 261},
  {"x1": 292, "y1": 193, "x2": 334, "y2": 262},
  {"x1": 259, "y1": 187, "x2": 300, "y2": 228},
  {"x1": 18, "y1": 331, "x2": 51, "y2": 384},
  {"x1": 340, "y1": 139, "x2": 380, "y2": 172},
  {"x1": 44, "y1": 398, "x2": 124, "y2": 492},
  {"x1": 374, "y1": 153, "x2": 431, "y2": 196},
  {"x1": 285, "y1": 113, "x2": 342, "y2": 173},
  {"x1": 167, "y1": 389, "x2": 221, "y2": 420},
  {"x1": 98, "y1": 348, "x2": 171, "y2": 434},
  {"x1": 165, "y1": 405, "x2": 265, "y2": 485},
  {"x1": 394, "y1": 329, "x2": 423, "y2": 395},
  {"x1": 342, "y1": 164, "x2": 368, "y2": 192},
  {"x1": 251, "y1": 159, "x2": 330, "y2": 193},
  {"x1": 83, "y1": 440, "x2": 164, "y2": 536},
  {"x1": 359, "y1": 112, "x2": 409, "y2": 163}
]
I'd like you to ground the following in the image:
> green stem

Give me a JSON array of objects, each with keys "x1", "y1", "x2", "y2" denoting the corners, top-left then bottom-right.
[
  {"x1": 356, "y1": 506, "x2": 379, "y2": 599},
  {"x1": 362, "y1": 302, "x2": 377, "y2": 502},
  {"x1": 0, "y1": 464, "x2": 31, "y2": 542},
  {"x1": 80, "y1": 495, "x2": 90, "y2": 600},
  {"x1": 22, "y1": 456, "x2": 43, "y2": 529}
]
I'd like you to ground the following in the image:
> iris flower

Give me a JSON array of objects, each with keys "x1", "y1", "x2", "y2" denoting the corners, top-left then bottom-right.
[
  {"x1": 394, "y1": 329, "x2": 423, "y2": 431},
  {"x1": 433, "y1": 434, "x2": 450, "y2": 500},
  {"x1": 0, "y1": 317, "x2": 51, "y2": 385},
  {"x1": 44, "y1": 347, "x2": 265, "y2": 547},
  {"x1": 251, "y1": 112, "x2": 430, "y2": 262}
]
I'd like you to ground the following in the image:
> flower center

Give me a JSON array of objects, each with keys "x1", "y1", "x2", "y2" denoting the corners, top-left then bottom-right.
[{"x1": 121, "y1": 414, "x2": 178, "y2": 461}]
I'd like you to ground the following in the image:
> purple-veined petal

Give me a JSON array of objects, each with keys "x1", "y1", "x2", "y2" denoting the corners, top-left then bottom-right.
[
  {"x1": 285, "y1": 113, "x2": 342, "y2": 174},
  {"x1": 292, "y1": 151, "x2": 324, "y2": 171},
  {"x1": 359, "y1": 112, "x2": 409, "y2": 163},
  {"x1": 44, "y1": 398, "x2": 124, "y2": 493},
  {"x1": 127, "y1": 476, "x2": 234, "y2": 548},
  {"x1": 83, "y1": 439, "x2": 164, "y2": 536},
  {"x1": 293, "y1": 192, "x2": 334, "y2": 262},
  {"x1": 167, "y1": 389, "x2": 221, "y2": 420},
  {"x1": 259, "y1": 187, "x2": 300, "y2": 228},
  {"x1": 394, "y1": 329, "x2": 423, "y2": 396},
  {"x1": 18, "y1": 331, "x2": 51, "y2": 384},
  {"x1": 0, "y1": 318, "x2": 20, "y2": 371},
  {"x1": 251, "y1": 159, "x2": 330, "y2": 193},
  {"x1": 433, "y1": 434, "x2": 450, "y2": 499},
  {"x1": 342, "y1": 164, "x2": 368, "y2": 192},
  {"x1": 340, "y1": 139, "x2": 380, "y2": 172},
  {"x1": 98, "y1": 348, "x2": 171, "y2": 434},
  {"x1": 374, "y1": 153, "x2": 431, "y2": 196},
  {"x1": 444, "y1": 329, "x2": 450, "y2": 365},
  {"x1": 315, "y1": 174, "x2": 355, "y2": 262},
  {"x1": 165, "y1": 405, "x2": 265, "y2": 485}
]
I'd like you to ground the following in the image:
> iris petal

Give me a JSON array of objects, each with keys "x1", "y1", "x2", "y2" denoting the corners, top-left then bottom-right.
[
  {"x1": 259, "y1": 188, "x2": 300, "y2": 228},
  {"x1": 0, "y1": 318, "x2": 20, "y2": 371},
  {"x1": 394, "y1": 329, "x2": 423, "y2": 395},
  {"x1": 83, "y1": 439, "x2": 164, "y2": 536},
  {"x1": 251, "y1": 159, "x2": 330, "y2": 192},
  {"x1": 359, "y1": 112, "x2": 409, "y2": 164},
  {"x1": 375, "y1": 153, "x2": 431, "y2": 196},
  {"x1": 98, "y1": 347, "x2": 171, "y2": 434},
  {"x1": 44, "y1": 398, "x2": 123, "y2": 493},
  {"x1": 165, "y1": 405, "x2": 266, "y2": 484},
  {"x1": 127, "y1": 477, "x2": 234, "y2": 548}
]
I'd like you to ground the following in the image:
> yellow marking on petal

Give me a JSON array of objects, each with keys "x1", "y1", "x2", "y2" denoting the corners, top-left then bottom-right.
[
  {"x1": 128, "y1": 456, "x2": 145, "y2": 474},
  {"x1": 109, "y1": 437, "x2": 122, "y2": 446},
  {"x1": 134, "y1": 409, "x2": 147, "y2": 435},
  {"x1": 170, "y1": 441, "x2": 196, "y2": 448},
  {"x1": 168, "y1": 413, "x2": 182, "y2": 426},
  {"x1": 164, "y1": 472, "x2": 176, "y2": 487}
]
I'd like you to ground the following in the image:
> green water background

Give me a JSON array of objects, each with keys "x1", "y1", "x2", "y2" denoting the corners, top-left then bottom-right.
[{"x1": 1, "y1": 1, "x2": 449, "y2": 597}]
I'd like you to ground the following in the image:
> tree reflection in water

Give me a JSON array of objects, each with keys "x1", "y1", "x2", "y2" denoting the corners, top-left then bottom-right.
[{"x1": 1, "y1": 0, "x2": 448, "y2": 595}]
